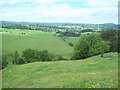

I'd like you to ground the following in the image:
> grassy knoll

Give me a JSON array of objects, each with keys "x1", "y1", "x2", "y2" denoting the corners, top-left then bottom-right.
[
  {"x1": 2, "y1": 29, "x2": 77, "y2": 59},
  {"x1": 2, "y1": 52, "x2": 118, "y2": 88}
]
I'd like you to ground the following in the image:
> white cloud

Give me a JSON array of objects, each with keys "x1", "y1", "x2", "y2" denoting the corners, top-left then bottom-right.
[
  {"x1": 0, "y1": 0, "x2": 118, "y2": 23},
  {"x1": 0, "y1": 0, "x2": 63, "y2": 5},
  {"x1": 86, "y1": 0, "x2": 119, "y2": 7}
]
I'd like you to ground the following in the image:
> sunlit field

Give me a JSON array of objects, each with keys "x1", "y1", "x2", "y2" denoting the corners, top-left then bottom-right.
[{"x1": 2, "y1": 52, "x2": 118, "y2": 88}]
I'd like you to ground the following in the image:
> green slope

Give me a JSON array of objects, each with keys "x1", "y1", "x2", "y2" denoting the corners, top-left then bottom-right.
[
  {"x1": 2, "y1": 52, "x2": 118, "y2": 88},
  {"x1": 2, "y1": 29, "x2": 75, "y2": 58}
]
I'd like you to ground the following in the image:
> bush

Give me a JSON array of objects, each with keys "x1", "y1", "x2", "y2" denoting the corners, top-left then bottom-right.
[
  {"x1": 15, "y1": 56, "x2": 26, "y2": 64},
  {"x1": 2, "y1": 60, "x2": 8, "y2": 69},
  {"x1": 22, "y1": 48, "x2": 36, "y2": 63},
  {"x1": 53, "y1": 55, "x2": 65, "y2": 61},
  {"x1": 68, "y1": 42, "x2": 73, "y2": 47},
  {"x1": 22, "y1": 49, "x2": 54, "y2": 63},
  {"x1": 13, "y1": 51, "x2": 19, "y2": 64},
  {"x1": 58, "y1": 31, "x2": 80, "y2": 37},
  {"x1": 39, "y1": 50, "x2": 51, "y2": 61},
  {"x1": 1, "y1": 55, "x2": 8, "y2": 69}
]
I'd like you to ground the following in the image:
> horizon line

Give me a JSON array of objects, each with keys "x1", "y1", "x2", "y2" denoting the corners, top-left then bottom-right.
[{"x1": 1, "y1": 20, "x2": 118, "y2": 25}]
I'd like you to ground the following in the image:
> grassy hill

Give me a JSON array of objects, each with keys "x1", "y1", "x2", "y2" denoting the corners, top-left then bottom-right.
[
  {"x1": 2, "y1": 29, "x2": 79, "y2": 59},
  {"x1": 2, "y1": 52, "x2": 118, "y2": 88}
]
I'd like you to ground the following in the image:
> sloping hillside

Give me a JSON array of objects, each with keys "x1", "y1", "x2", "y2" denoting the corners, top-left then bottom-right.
[
  {"x1": 2, "y1": 29, "x2": 76, "y2": 59},
  {"x1": 2, "y1": 52, "x2": 118, "y2": 88}
]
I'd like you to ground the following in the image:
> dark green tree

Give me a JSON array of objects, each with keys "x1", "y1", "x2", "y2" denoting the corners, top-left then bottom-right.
[
  {"x1": 13, "y1": 51, "x2": 19, "y2": 64},
  {"x1": 40, "y1": 50, "x2": 50, "y2": 61},
  {"x1": 73, "y1": 33, "x2": 110, "y2": 59},
  {"x1": 22, "y1": 48, "x2": 36, "y2": 63},
  {"x1": 100, "y1": 29, "x2": 118, "y2": 52}
]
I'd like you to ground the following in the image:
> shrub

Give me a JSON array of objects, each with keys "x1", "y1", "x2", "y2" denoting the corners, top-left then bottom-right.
[
  {"x1": 53, "y1": 55, "x2": 65, "y2": 61},
  {"x1": 13, "y1": 51, "x2": 19, "y2": 64},
  {"x1": 15, "y1": 56, "x2": 26, "y2": 64},
  {"x1": 22, "y1": 48, "x2": 36, "y2": 63},
  {"x1": 39, "y1": 50, "x2": 50, "y2": 61},
  {"x1": 22, "y1": 49, "x2": 54, "y2": 62},
  {"x1": 1, "y1": 55, "x2": 8, "y2": 69},
  {"x1": 68, "y1": 42, "x2": 73, "y2": 47},
  {"x1": 2, "y1": 56, "x2": 8, "y2": 69}
]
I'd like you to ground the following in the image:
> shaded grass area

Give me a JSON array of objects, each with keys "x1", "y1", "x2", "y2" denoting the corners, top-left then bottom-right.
[{"x1": 2, "y1": 52, "x2": 118, "y2": 88}]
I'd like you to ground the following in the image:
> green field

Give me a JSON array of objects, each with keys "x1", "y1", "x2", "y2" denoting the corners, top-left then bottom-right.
[
  {"x1": 2, "y1": 29, "x2": 79, "y2": 59},
  {"x1": 2, "y1": 29, "x2": 118, "y2": 88},
  {"x1": 2, "y1": 52, "x2": 118, "y2": 88}
]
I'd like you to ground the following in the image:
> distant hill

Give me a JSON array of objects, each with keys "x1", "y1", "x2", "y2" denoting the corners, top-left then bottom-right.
[
  {"x1": 0, "y1": 21, "x2": 118, "y2": 29},
  {"x1": 0, "y1": 21, "x2": 116, "y2": 26},
  {"x1": 99, "y1": 23, "x2": 118, "y2": 29}
]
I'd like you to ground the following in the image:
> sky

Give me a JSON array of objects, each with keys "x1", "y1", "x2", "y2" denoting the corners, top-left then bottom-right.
[{"x1": 0, "y1": 0, "x2": 119, "y2": 24}]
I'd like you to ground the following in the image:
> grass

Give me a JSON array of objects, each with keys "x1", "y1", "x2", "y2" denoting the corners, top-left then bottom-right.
[
  {"x1": 2, "y1": 29, "x2": 77, "y2": 59},
  {"x1": 1, "y1": 28, "x2": 118, "y2": 88},
  {"x1": 0, "y1": 70, "x2": 1, "y2": 89},
  {"x1": 65, "y1": 37, "x2": 79, "y2": 46},
  {"x1": 2, "y1": 52, "x2": 118, "y2": 88}
]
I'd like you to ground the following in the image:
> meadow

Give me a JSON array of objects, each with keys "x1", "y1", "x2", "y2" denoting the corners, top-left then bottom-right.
[
  {"x1": 1, "y1": 28, "x2": 118, "y2": 88},
  {"x1": 2, "y1": 52, "x2": 118, "y2": 88},
  {"x1": 2, "y1": 29, "x2": 79, "y2": 59}
]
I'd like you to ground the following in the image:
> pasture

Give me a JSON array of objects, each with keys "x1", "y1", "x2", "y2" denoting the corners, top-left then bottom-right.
[
  {"x1": 2, "y1": 52, "x2": 118, "y2": 88},
  {"x1": 2, "y1": 29, "x2": 79, "y2": 59},
  {"x1": 1, "y1": 28, "x2": 118, "y2": 88}
]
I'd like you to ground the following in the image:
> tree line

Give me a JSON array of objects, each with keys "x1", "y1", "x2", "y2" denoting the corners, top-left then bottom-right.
[
  {"x1": 2, "y1": 23, "x2": 97, "y2": 37},
  {"x1": 2, "y1": 49, "x2": 65, "y2": 69}
]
